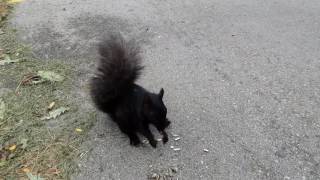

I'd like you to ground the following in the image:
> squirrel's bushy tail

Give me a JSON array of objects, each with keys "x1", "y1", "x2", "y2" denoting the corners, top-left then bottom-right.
[{"x1": 90, "y1": 33, "x2": 143, "y2": 112}]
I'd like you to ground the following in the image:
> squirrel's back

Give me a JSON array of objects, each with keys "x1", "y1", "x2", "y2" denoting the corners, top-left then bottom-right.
[{"x1": 90, "y1": 33, "x2": 143, "y2": 113}]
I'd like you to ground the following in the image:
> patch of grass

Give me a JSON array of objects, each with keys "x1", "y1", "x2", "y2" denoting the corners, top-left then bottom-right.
[{"x1": 0, "y1": 2, "x2": 96, "y2": 179}]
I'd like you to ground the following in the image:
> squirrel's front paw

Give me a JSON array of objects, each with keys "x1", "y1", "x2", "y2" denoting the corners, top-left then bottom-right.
[{"x1": 149, "y1": 139, "x2": 157, "y2": 148}]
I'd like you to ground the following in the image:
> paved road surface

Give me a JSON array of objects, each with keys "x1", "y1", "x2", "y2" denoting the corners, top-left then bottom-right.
[{"x1": 12, "y1": 0, "x2": 320, "y2": 179}]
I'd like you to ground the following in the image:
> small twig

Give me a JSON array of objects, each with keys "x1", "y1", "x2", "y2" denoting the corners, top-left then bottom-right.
[
  {"x1": 79, "y1": 151, "x2": 89, "y2": 159},
  {"x1": 14, "y1": 79, "x2": 23, "y2": 95},
  {"x1": 15, "y1": 74, "x2": 37, "y2": 95},
  {"x1": 22, "y1": 74, "x2": 39, "y2": 84}
]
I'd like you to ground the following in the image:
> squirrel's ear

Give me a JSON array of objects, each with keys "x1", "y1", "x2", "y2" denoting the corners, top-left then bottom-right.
[{"x1": 159, "y1": 88, "x2": 164, "y2": 99}]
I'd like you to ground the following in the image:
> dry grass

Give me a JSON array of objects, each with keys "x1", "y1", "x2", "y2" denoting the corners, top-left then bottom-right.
[{"x1": 0, "y1": 2, "x2": 96, "y2": 179}]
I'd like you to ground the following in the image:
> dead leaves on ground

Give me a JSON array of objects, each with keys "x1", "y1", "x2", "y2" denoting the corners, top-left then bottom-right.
[
  {"x1": 0, "y1": 139, "x2": 29, "y2": 167},
  {"x1": 41, "y1": 106, "x2": 69, "y2": 120},
  {"x1": 15, "y1": 71, "x2": 64, "y2": 94},
  {"x1": 19, "y1": 71, "x2": 64, "y2": 86},
  {"x1": 37, "y1": 71, "x2": 64, "y2": 82},
  {"x1": 1, "y1": 2, "x2": 72, "y2": 179},
  {"x1": 2, "y1": 67, "x2": 68, "y2": 178}
]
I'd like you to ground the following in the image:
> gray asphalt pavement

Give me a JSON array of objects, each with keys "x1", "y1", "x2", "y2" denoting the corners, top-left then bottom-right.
[{"x1": 11, "y1": 0, "x2": 320, "y2": 179}]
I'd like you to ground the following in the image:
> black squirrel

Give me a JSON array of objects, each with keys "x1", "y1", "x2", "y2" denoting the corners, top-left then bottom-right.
[{"x1": 90, "y1": 33, "x2": 171, "y2": 148}]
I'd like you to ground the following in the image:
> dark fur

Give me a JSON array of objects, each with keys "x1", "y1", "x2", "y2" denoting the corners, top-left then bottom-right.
[{"x1": 90, "y1": 33, "x2": 170, "y2": 148}]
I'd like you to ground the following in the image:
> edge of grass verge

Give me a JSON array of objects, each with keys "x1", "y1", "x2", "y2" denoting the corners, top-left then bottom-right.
[{"x1": 0, "y1": 1, "x2": 96, "y2": 179}]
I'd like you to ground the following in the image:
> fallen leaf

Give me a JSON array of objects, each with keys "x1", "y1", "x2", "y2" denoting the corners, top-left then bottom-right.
[
  {"x1": 15, "y1": 74, "x2": 43, "y2": 94},
  {"x1": 26, "y1": 172, "x2": 44, "y2": 180},
  {"x1": 75, "y1": 128, "x2": 83, "y2": 132},
  {"x1": 0, "y1": 98, "x2": 4, "y2": 120},
  {"x1": 22, "y1": 167, "x2": 31, "y2": 173},
  {"x1": 20, "y1": 71, "x2": 63, "y2": 86},
  {"x1": 7, "y1": 0, "x2": 24, "y2": 4},
  {"x1": 8, "y1": 144, "x2": 16, "y2": 151},
  {"x1": 47, "y1": 168, "x2": 60, "y2": 175},
  {"x1": 20, "y1": 138, "x2": 28, "y2": 149},
  {"x1": 20, "y1": 73, "x2": 42, "y2": 86},
  {"x1": 47, "y1": 102, "x2": 55, "y2": 110},
  {"x1": 41, "y1": 107, "x2": 69, "y2": 120},
  {"x1": 37, "y1": 71, "x2": 64, "y2": 82},
  {"x1": 0, "y1": 55, "x2": 19, "y2": 65}
]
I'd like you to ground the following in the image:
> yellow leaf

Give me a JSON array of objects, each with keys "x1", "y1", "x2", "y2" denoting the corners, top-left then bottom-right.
[
  {"x1": 75, "y1": 128, "x2": 83, "y2": 132},
  {"x1": 22, "y1": 167, "x2": 31, "y2": 173},
  {"x1": 7, "y1": 0, "x2": 24, "y2": 4},
  {"x1": 9, "y1": 144, "x2": 16, "y2": 151},
  {"x1": 48, "y1": 102, "x2": 55, "y2": 110}
]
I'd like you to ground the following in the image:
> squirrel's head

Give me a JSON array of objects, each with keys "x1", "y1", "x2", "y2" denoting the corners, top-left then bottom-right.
[{"x1": 142, "y1": 88, "x2": 171, "y2": 130}]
